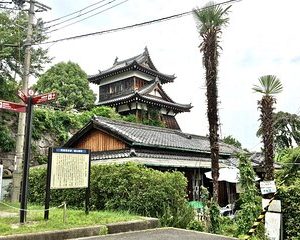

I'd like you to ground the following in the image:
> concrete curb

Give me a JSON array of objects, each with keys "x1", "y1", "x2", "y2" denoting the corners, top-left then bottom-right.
[{"x1": 0, "y1": 218, "x2": 159, "y2": 240}]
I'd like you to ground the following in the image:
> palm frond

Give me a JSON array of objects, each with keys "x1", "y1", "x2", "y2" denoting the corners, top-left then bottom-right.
[
  {"x1": 252, "y1": 75, "x2": 283, "y2": 95},
  {"x1": 193, "y1": 1, "x2": 231, "y2": 34}
]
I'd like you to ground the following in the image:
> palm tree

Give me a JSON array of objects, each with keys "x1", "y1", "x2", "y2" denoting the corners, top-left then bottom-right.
[
  {"x1": 253, "y1": 75, "x2": 283, "y2": 180},
  {"x1": 193, "y1": 2, "x2": 230, "y2": 201}
]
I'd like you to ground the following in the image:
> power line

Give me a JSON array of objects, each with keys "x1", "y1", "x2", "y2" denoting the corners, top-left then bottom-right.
[
  {"x1": 45, "y1": 0, "x2": 128, "y2": 34},
  {"x1": 44, "y1": 0, "x2": 108, "y2": 24},
  {"x1": 35, "y1": 0, "x2": 241, "y2": 46},
  {"x1": 44, "y1": 0, "x2": 119, "y2": 30}
]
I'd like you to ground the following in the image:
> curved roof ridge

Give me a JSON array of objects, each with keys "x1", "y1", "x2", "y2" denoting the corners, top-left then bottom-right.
[
  {"x1": 94, "y1": 116, "x2": 185, "y2": 137},
  {"x1": 88, "y1": 48, "x2": 176, "y2": 84}
]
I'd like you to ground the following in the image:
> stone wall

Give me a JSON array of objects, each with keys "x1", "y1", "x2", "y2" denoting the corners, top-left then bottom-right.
[{"x1": 0, "y1": 152, "x2": 15, "y2": 177}]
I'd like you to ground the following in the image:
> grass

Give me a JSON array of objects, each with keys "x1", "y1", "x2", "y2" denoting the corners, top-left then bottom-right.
[{"x1": 0, "y1": 201, "x2": 142, "y2": 236}]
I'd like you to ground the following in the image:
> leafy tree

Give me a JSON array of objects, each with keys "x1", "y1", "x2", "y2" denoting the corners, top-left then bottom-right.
[
  {"x1": 35, "y1": 61, "x2": 96, "y2": 110},
  {"x1": 0, "y1": 10, "x2": 50, "y2": 152},
  {"x1": 257, "y1": 111, "x2": 300, "y2": 150},
  {"x1": 0, "y1": 11, "x2": 50, "y2": 85},
  {"x1": 193, "y1": 1, "x2": 231, "y2": 201},
  {"x1": 273, "y1": 112, "x2": 300, "y2": 149},
  {"x1": 223, "y1": 135, "x2": 242, "y2": 149},
  {"x1": 253, "y1": 75, "x2": 283, "y2": 180}
]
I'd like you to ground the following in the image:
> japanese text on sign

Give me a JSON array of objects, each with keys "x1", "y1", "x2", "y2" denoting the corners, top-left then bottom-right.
[
  {"x1": 50, "y1": 148, "x2": 89, "y2": 189},
  {"x1": 260, "y1": 180, "x2": 276, "y2": 195}
]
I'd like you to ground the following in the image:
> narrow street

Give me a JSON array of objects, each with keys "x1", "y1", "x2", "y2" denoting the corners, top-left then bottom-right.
[{"x1": 74, "y1": 228, "x2": 237, "y2": 240}]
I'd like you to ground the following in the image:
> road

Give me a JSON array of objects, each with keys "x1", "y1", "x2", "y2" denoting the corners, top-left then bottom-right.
[{"x1": 73, "y1": 228, "x2": 238, "y2": 240}]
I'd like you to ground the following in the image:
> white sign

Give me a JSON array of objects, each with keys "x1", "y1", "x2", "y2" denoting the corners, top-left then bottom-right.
[
  {"x1": 0, "y1": 165, "x2": 3, "y2": 200},
  {"x1": 260, "y1": 180, "x2": 276, "y2": 195},
  {"x1": 50, "y1": 148, "x2": 90, "y2": 189}
]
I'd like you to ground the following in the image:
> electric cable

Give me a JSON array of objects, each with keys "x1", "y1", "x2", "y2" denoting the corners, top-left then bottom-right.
[
  {"x1": 45, "y1": 0, "x2": 128, "y2": 34},
  {"x1": 35, "y1": 0, "x2": 240, "y2": 45},
  {"x1": 44, "y1": 0, "x2": 108, "y2": 24},
  {"x1": 44, "y1": 0, "x2": 119, "y2": 30}
]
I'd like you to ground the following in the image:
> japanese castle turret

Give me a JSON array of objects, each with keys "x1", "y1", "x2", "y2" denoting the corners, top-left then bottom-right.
[{"x1": 89, "y1": 47, "x2": 192, "y2": 130}]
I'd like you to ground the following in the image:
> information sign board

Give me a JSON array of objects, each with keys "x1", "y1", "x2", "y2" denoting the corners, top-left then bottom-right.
[
  {"x1": 0, "y1": 100, "x2": 26, "y2": 113},
  {"x1": 32, "y1": 92, "x2": 56, "y2": 104},
  {"x1": 50, "y1": 148, "x2": 90, "y2": 189},
  {"x1": 260, "y1": 180, "x2": 276, "y2": 195},
  {"x1": 17, "y1": 90, "x2": 28, "y2": 103}
]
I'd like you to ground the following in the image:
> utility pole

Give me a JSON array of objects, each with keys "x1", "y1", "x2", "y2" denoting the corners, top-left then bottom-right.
[
  {"x1": 11, "y1": 0, "x2": 51, "y2": 202},
  {"x1": 11, "y1": 0, "x2": 35, "y2": 203}
]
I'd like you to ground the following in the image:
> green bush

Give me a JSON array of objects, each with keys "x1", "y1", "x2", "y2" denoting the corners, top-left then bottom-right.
[
  {"x1": 276, "y1": 147, "x2": 300, "y2": 240},
  {"x1": 28, "y1": 163, "x2": 194, "y2": 228},
  {"x1": 278, "y1": 183, "x2": 300, "y2": 239},
  {"x1": 187, "y1": 220, "x2": 205, "y2": 232}
]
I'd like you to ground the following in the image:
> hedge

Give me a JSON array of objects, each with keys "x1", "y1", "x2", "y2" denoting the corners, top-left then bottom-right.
[
  {"x1": 278, "y1": 184, "x2": 300, "y2": 240},
  {"x1": 28, "y1": 162, "x2": 194, "y2": 228}
]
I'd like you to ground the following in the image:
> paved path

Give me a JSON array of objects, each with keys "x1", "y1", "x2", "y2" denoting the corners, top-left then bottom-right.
[
  {"x1": 0, "y1": 211, "x2": 17, "y2": 218},
  {"x1": 74, "y1": 228, "x2": 238, "y2": 240}
]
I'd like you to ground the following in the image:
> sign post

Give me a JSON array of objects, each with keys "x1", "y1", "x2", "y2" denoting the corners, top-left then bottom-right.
[
  {"x1": 20, "y1": 96, "x2": 33, "y2": 223},
  {"x1": 44, "y1": 148, "x2": 91, "y2": 220},
  {"x1": 0, "y1": 90, "x2": 56, "y2": 223}
]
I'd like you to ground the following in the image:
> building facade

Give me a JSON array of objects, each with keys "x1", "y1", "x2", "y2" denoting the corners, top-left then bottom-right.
[{"x1": 89, "y1": 47, "x2": 192, "y2": 130}]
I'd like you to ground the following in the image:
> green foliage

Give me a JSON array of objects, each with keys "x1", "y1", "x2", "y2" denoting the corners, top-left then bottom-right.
[
  {"x1": 193, "y1": 1, "x2": 231, "y2": 34},
  {"x1": 209, "y1": 200, "x2": 221, "y2": 234},
  {"x1": 187, "y1": 220, "x2": 205, "y2": 232},
  {"x1": 276, "y1": 147, "x2": 300, "y2": 239},
  {"x1": 253, "y1": 75, "x2": 283, "y2": 96},
  {"x1": 276, "y1": 147, "x2": 300, "y2": 185},
  {"x1": 140, "y1": 108, "x2": 165, "y2": 127},
  {"x1": 32, "y1": 108, "x2": 81, "y2": 144},
  {"x1": 0, "y1": 11, "x2": 50, "y2": 79},
  {"x1": 278, "y1": 184, "x2": 300, "y2": 239},
  {"x1": 35, "y1": 61, "x2": 96, "y2": 110},
  {"x1": 222, "y1": 135, "x2": 242, "y2": 149},
  {"x1": 274, "y1": 112, "x2": 300, "y2": 149},
  {"x1": 28, "y1": 163, "x2": 194, "y2": 228},
  {"x1": 0, "y1": 125, "x2": 15, "y2": 152},
  {"x1": 32, "y1": 106, "x2": 122, "y2": 146},
  {"x1": 77, "y1": 106, "x2": 122, "y2": 125},
  {"x1": 235, "y1": 153, "x2": 261, "y2": 237},
  {"x1": 0, "y1": 202, "x2": 139, "y2": 236},
  {"x1": 257, "y1": 111, "x2": 300, "y2": 150}
]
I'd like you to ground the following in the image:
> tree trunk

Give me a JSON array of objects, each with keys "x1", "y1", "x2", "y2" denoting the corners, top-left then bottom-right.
[
  {"x1": 202, "y1": 30, "x2": 220, "y2": 201},
  {"x1": 260, "y1": 96, "x2": 275, "y2": 180}
]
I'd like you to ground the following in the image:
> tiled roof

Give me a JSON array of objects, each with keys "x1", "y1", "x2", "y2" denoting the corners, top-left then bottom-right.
[
  {"x1": 89, "y1": 116, "x2": 236, "y2": 155},
  {"x1": 97, "y1": 79, "x2": 192, "y2": 112},
  {"x1": 91, "y1": 149, "x2": 230, "y2": 169},
  {"x1": 89, "y1": 47, "x2": 175, "y2": 84}
]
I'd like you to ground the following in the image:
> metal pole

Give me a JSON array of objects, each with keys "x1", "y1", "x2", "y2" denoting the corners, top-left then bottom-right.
[
  {"x1": 44, "y1": 148, "x2": 52, "y2": 220},
  {"x1": 12, "y1": 0, "x2": 35, "y2": 203},
  {"x1": 20, "y1": 96, "x2": 33, "y2": 223},
  {"x1": 85, "y1": 150, "x2": 91, "y2": 215}
]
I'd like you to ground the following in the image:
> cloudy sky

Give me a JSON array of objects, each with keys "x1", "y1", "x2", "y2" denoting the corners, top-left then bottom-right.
[{"x1": 33, "y1": 0, "x2": 300, "y2": 151}]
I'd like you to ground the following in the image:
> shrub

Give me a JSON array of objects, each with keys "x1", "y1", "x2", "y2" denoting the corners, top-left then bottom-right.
[
  {"x1": 276, "y1": 147, "x2": 300, "y2": 239},
  {"x1": 28, "y1": 162, "x2": 194, "y2": 228},
  {"x1": 187, "y1": 220, "x2": 205, "y2": 232},
  {"x1": 278, "y1": 184, "x2": 300, "y2": 239},
  {"x1": 235, "y1": 153, "x2": 261, "y2": 237}
]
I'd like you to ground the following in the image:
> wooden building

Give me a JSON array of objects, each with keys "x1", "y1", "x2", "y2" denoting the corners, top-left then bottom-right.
[
  {"x1": 64, "y1": 48, "x2": 242, "y2": 205},
  {"x1": 64, "y1": 116, "x2": 238, "y2": 205},
  {"x1": 89, "y1": 47, "x2": 192, "y2": 130}
]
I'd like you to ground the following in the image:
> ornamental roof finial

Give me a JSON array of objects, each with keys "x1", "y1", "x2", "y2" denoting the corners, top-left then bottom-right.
[{"x1": 113, "y1": 56, "x2": 118, "y2": 65}]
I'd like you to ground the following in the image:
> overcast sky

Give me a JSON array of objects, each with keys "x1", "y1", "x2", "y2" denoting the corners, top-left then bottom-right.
[{"x1": 33, "y1": 0, "x2": 300, "y2": 151}]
